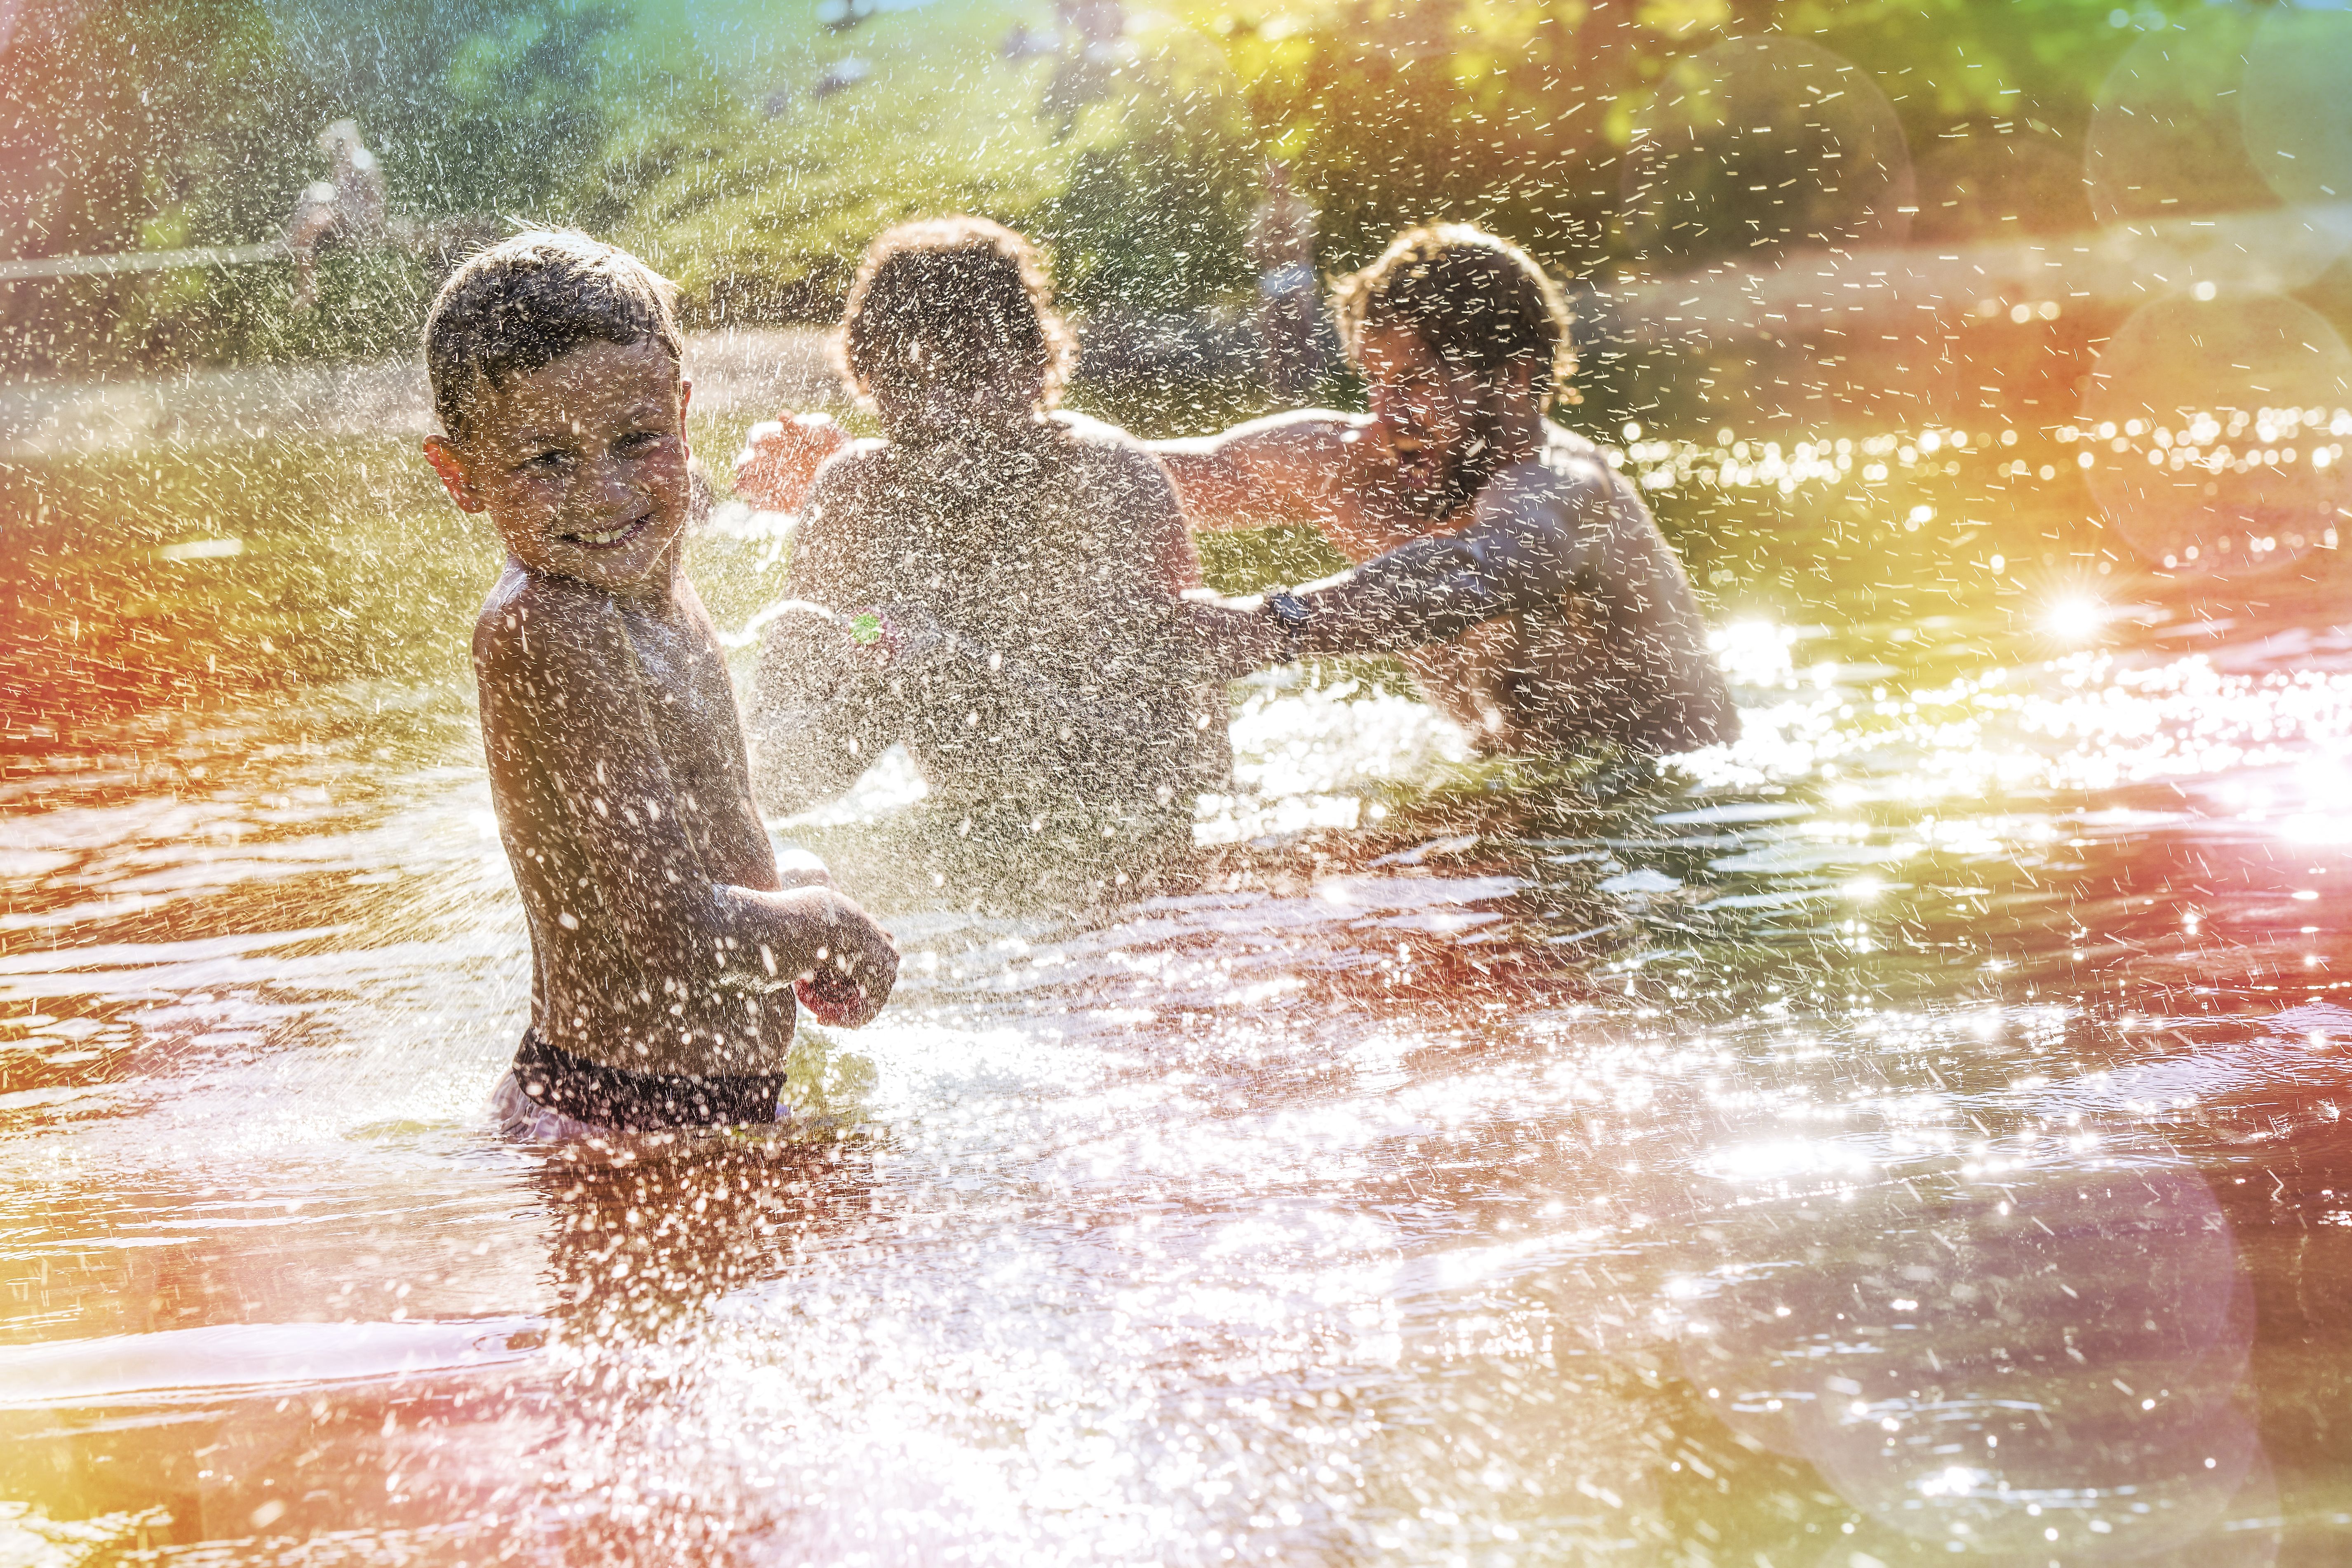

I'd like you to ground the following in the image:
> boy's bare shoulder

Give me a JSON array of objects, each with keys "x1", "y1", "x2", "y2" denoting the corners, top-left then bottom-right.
[
  {"x1": 1534, "y1": 423, "x2": 1623, "y2": 499},
  {"x1": 1469, "y1": 426, "x2": 1636, "y2": 554},
  {"x1": 1048, "y1": 409, "x2": 1175, "y2": 487},
  {"x1": 472, "y1": 567, "x2": 625, "y2": 688},
  {"x1": 797, "y1": 436, "x2": 892, "y2": 521}
]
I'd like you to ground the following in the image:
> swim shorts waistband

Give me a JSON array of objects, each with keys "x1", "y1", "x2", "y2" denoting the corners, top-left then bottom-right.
[{"x1": 510, "y1": 1030, "x2": 785, "y2": 1131}]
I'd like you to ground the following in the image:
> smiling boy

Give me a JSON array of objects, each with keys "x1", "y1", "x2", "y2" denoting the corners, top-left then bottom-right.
[{"x1": 420, "y1": 231, "x2": 899, "y2": 1137}]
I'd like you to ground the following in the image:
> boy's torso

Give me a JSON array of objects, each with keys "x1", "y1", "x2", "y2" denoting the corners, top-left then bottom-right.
[
  {"x1": 1378, "y1": 426, "x2": 1734, "y2": 755},
  {"x1": 477, "y1": 567, "x2": 793, "y2": 1077}
]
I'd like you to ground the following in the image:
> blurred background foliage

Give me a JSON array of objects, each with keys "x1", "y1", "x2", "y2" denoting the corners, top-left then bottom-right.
[{"x1": 0, "y1": 0, "x2": 2278, "y2": 375}]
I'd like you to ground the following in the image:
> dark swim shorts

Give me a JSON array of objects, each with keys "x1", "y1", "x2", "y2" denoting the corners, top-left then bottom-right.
[{"x1": 508, "y1": 1030, "x2": 785, "y2": 1132}]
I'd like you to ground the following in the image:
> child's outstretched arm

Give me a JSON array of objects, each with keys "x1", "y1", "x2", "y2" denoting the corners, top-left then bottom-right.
[
  {"x1": 1148, "y1": 411, "x2": 1349, "y2": 532},
  {"x1": 733, "y1": 411, "x2": 849, "y2": 514},
  {"x1": 478, "y1": 583, "x2": 898, "y2": 1027},
  {"x1": 1168, "y1": 465, "x2": 1598, "y2": 676},
  {"x1": 1147, "y1": 411, "x2": 1422, "y2": 560},
  {"x1": 745, "y1": 602, "x2": 904, "y2": 816},
  {"x1": 743, "y1": 459, "x2": 906, "y2": 816}
]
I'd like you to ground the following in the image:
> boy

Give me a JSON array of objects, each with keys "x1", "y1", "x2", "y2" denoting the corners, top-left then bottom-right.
[
  {"x1": 420, "y1": 230, "x2": 898, "y2": 1137},
  {"x1": 1155, "y1": 225, "x2": 1737, "y2": 757},
  {"x1": 735, "y1": 217, "x2": 1225, "y2": 839}
]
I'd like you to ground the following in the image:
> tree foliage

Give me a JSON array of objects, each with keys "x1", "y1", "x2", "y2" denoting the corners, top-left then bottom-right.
[
  {"x1": 1145, "y1": 0, "x2": 2153, "y2": 277},
  {"x1": 0, "y1": 0, "x2": 637, "y2": 370},
  {"x1": 0, "y1": 0, "x2": 2276, "y2": 372}
]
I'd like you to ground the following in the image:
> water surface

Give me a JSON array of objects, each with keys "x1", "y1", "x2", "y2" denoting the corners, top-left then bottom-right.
[{"x1": 6, "y1": 382, "x2": 2352, "y2": 1566}]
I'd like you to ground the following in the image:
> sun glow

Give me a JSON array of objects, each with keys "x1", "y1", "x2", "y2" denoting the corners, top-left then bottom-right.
[{"x1": 2042, "y1": 595, "x2": 2108, "y2": 642}]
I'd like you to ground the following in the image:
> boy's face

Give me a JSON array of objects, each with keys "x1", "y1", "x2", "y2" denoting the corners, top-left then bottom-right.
[
  {"x1": 1359, "y1": 325, "x2": 1533, "y2": 522},
  {"x1": 425, "y1": 337, "x2": 692, "y2": 592},
  {"x1": 1360, "y1": 325, "x2": 1490, "y2": 520}
]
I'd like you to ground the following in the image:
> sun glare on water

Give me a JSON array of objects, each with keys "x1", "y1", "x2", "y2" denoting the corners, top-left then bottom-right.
[{"x1": 2041, "y1": 594, "x2": 2108, "y2": 642}]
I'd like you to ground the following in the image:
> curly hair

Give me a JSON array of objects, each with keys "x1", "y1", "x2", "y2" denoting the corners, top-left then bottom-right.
[
  {"x1": 833, "y1": 216, "x2": 1077, "y2": 411},
  {"x1": 423, "y1": 229, "x2": 681, "y2": 442},
  {"x1": 1331, "y1": 224, "x2": 1578, "y2": 406}
]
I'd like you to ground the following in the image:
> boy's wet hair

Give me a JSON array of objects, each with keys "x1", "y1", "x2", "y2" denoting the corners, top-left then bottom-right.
[
  {"x1": 834, "y1": 216, "x2": 1075, "y2": 409},
  {"x1": 1332, "y1": 224, "x2": 1578, "y2": 406},
  {"x1": 424, "y1": 230, "x2": 682, "y2": 442}
]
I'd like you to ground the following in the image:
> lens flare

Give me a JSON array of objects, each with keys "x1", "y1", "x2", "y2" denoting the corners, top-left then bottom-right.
[{"x1": 2042, "y1": 595, "x2": 2108, "y2": 641}]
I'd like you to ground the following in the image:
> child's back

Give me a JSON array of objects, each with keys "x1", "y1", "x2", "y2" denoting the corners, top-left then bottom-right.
[
  {"x1": 736, "y1": 216, "x2": 1227, "y2": 830},
  {"x1": 420, "y1": 231, "x2": 898, "y2": 1133},
  {"x1": 759, "y1": 409, "x2": 1222, "y2": 817}
]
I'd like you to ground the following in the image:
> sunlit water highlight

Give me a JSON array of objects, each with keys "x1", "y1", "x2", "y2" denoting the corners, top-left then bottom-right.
[{"x1": 9, "y1": 413, "x2": 2352, "y2": 1566}]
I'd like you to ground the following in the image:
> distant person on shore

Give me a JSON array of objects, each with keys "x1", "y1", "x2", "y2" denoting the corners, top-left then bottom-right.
[
  {"x1": 1154, "y1": 225, "x2": 1736, "y2": 758},
  {"x1": 1039, "y1": 0, "x2": 1128, "y2": 139},
  {"x1": 418, "y1": 231, "x2": 898, "y2": 1138},
  {"x1": 732, "y1": 217, "x2": 1226, "y2": 873},
  {"x1": 1249, "y1": 159, "x2": 1321, "y2": 396},
  {"x1": 286, "y1": 120, "x2": 387, "y2": 310}
]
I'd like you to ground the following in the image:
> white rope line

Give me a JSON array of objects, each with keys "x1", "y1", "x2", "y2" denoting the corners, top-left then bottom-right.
[{"x1": 0, "y1": 240, "x2": 288, "y2": 283}]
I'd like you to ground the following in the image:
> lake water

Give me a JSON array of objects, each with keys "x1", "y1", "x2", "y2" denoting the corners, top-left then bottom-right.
[{"x1": 5, "y1": 368, "x2": 2352, "y2": 1566}]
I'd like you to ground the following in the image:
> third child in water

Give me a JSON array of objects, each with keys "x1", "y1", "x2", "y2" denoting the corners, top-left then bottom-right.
[{"x1": 738, "y1": 217, "x2": 1228, "y2": 844}]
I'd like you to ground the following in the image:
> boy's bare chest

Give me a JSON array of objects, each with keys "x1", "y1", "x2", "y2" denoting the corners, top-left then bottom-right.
[{"x1": 619, "y1": 614, "x2": 754, "y2": 821}]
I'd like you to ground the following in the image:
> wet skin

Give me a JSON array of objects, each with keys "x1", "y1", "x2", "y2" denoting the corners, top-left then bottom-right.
[
  {"x1": 422, "y1": 337, "x2": 899, "y2": 1074},
  {"x1": 1358, "y1": 323, "x2": 1546, "y2": 527},
  {"x1": 1152, "y1": 326, "x2": 1738, "y2": 755}
]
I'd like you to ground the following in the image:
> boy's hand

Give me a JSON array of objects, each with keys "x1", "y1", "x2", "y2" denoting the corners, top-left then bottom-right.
[
  {"x1": 735, "y1": 412, "x2": 849, "y2": 512},
  {"x1": 787, "y1": 889, "x2": 900, "y2": 1029}
]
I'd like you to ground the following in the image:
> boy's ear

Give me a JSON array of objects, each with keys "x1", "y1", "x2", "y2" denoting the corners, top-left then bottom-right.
[
  {"x1": 678, "y1": 377, "x2": 693, "y2": 450},
  {"x1": 423, "y1": 435, "x2": 489, "y2": 514}
]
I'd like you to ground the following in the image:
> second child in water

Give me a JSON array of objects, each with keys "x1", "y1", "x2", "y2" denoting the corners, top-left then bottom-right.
[{"x1": 419, "y1": 230, "x2": 899, "y2": 1138}]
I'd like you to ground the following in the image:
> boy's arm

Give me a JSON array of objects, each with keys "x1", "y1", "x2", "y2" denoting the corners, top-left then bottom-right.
[
  {"x1": 1173, "y1": 593, "x2": 1286, "y2": 681},
  {"x1": 734, "y1": 412, "x2": 849, "y2": 514},
  {"x1": 1147, "y1": 411, "x2": 1403, "y2": 539},
  {"x1": 1238, "y1": 472, "x2": 1599, "y2": 660},
  {"x1": 744, "y1": 462, "x2": 905, "y2": 816},
  {"x1": 745, "y1": 604, "x2": 903, "y2": 816},
  {"x1": 480, "y1": 588, "x2": 896, "y2": 1023}
]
